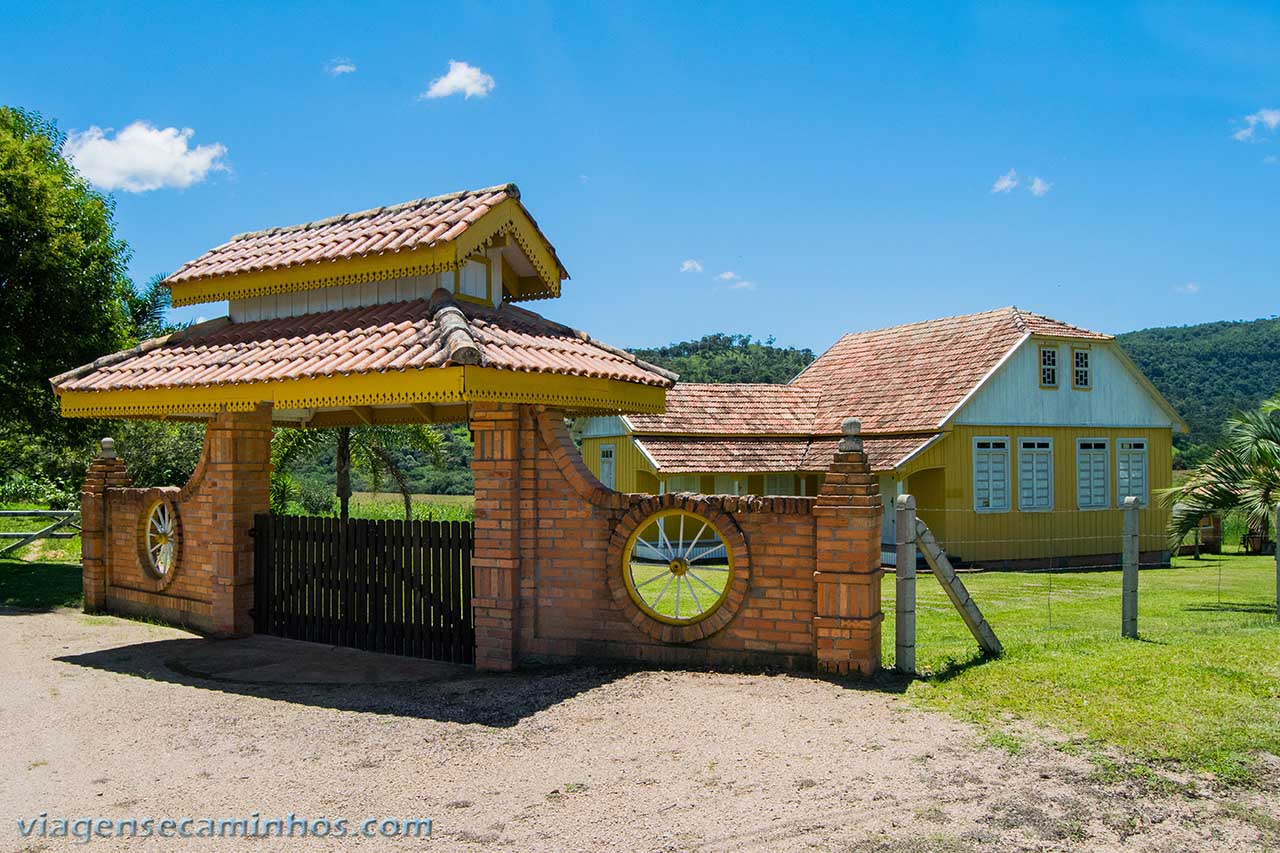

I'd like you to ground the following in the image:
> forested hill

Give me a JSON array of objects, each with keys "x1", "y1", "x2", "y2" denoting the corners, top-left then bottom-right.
[
  {"x1": 628, "y1": 334, "x2": 815, "y2": 384},
  {"x1": 1116, "y1": 316, "x2": 1280, "y2": 465}
]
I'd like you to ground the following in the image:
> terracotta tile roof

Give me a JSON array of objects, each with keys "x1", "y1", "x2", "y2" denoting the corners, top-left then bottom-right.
[
  {"x1": 792, "y1": 306, "x2": 1111, "y2": 433},
  {"x1": 52, "y1": 290, "x2": 674, "y2": 394},
  {"x1": 164, "y1": 183, "x2": 566, "y2": 285},
  {"x1": 636, "y1": 434, "x2": 937, "y2": 474},
  {"x1": 627, "y1": 384, "x2": 820, "y2": 434}
]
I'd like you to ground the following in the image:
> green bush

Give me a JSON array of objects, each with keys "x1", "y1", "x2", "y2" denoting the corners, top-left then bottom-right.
[{"x1": 298, "y1": 478, "x2": 337, "y2": 516}]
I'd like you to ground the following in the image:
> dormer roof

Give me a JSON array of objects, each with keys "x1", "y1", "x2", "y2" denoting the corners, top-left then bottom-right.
[{"x1": 163, "y1": 183, "x2": 567, "y2": 307}]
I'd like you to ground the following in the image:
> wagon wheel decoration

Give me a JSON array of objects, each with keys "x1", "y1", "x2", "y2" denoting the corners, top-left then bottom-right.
[
  {"x1": 143, "y1": 500, "x2": 181, "y2": 579},
  {"x1": 622, "y1": 508, "x2": 735, "y2": 626}
]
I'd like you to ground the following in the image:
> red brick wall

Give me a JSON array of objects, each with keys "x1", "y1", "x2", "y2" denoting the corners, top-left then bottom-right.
[
  {"x1": 471, "y1": 405, "x2": 882, "y2": 674},
  {"x1": 82, "y1": 406, "x2": 271, "y2": 635}
]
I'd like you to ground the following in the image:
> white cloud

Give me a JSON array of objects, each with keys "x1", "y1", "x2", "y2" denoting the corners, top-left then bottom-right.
[
  {"x1": 421, "y1": 60, "x2": 495, "y2": 99},
  {"x1": 1175, "y1": 282, "x2": 1201, "y2": 295},
  {"x1": 715, "y1": 271, "x2": 740, "y2": 281},
  {"x1": 727, "y1": 280, "x2": 756, "y2": 291},
  {"x1": 1233, "y1": 108, "x2": 1280, "y2": 141},
  {"x1": 1028, "y1": 176, "x2": 1052, "y2": 197},
  {"x1": 1264, "y1": 155, "x2": 1278, "y2": 165},
  {"x1": 63, "y1": 121, "x2": 228, "y2": 192},
  {"x1": 327, "y1": 58, "x2": 357, "y2": 75},
  {"x1": 991, "y1": 169, "x2": 1018, "y2": 193},
  {"x1": 680, "y1": 259, "x2": 703, "y2": 273}
]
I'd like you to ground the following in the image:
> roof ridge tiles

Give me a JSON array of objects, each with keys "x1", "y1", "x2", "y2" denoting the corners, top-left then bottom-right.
[{"x1": 226, "y1": 183, "x2": 519, "y2": 242}]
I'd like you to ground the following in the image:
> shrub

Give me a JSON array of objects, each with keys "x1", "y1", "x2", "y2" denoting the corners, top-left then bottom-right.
[{"x1": 298, "y1": 478, "x2": 337, "y2": 516}]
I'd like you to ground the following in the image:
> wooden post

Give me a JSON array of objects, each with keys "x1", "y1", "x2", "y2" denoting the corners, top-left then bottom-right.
[
  {"x1": 1122, "y1": 496, "x2": 1139, "y2": 639},
  {"x1": 894, "y1": 494, "x2": 917, "y2": 673}
]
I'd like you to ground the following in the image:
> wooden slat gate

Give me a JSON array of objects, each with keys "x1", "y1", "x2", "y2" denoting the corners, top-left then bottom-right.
[{"x1": 252, "y1": 515, "x2": 475, "y2": 665}]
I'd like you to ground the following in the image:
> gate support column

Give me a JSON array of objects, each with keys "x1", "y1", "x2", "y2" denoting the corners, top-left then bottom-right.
[
  {"x1": 471, "y1": 403, "x2": 522, "y2": 671},
  {"x1": 202, "y1": 404, "x2": 273, "y2": 636},
  {"x1": 812, "y1": 419, "x2": 884, "y2": 676}
]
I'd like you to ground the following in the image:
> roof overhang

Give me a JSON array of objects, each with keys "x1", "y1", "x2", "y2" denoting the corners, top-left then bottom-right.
[{"x1": 55, "y1": 365, "x2": 666, "y2": 424}]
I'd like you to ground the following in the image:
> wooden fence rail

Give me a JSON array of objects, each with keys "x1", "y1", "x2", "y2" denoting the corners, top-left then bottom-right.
[{"x1": 0, "y1": 510, "x2": 81, "y2": 558}]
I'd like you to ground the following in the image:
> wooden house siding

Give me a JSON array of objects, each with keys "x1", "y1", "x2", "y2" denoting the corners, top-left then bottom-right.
[
  {"x1": 579, "y1": 435, "x2": 656, "y2": 493},
  {"x1": 954, "y1": 340, "x2": 1179, "y2": 429},
  {"x1": 896, "y1": 424, "x2": 1172, "y2": 563}
]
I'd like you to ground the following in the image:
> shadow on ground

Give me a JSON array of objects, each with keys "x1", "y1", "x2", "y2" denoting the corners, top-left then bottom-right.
[
  {"x1": 0, "y1": 560, "x2": 82, "y2": 611},
  {"x1": 57, "y1": 630, "x2": 915, "y2": 725}
]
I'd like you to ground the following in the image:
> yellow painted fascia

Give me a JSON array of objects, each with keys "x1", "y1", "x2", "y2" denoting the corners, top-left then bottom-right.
[
  {"x1": 56, "y1": 365, "x2": 665, "y2": 420},
  {"x1": 168, "y1": 198, "x2": 565, "y2": 308},
  {"x1": 168, "y1": 243, "x2": 457, "y2": 307}
]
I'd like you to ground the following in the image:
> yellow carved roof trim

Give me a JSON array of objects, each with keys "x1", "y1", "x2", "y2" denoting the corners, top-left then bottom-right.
[{"x1": 55, "y1": 366, "x2": 665, "y2": 421}]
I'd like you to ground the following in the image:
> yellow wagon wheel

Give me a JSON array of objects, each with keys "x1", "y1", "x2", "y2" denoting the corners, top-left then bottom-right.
[{"x1": 622, "y1": 508, "x2": 734, "y2": 625}]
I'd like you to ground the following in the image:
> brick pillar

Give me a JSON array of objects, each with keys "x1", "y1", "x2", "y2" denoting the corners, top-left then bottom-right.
[
  {"x1": 201, "y1": 404, "x2": 272, "y2": 636},
  {"x1": 812, "y1": 418, "x2": 883, "y2": 676},
  {"x1": 80, "y1": 438, "x2": 132, "y2": 612},
  {"x1": 470, "y1": 402, "x2": 522, "y2": 670}
]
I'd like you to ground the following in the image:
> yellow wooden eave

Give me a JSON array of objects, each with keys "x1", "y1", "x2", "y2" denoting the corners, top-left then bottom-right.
[
  {"x1": 167, "y1": 198, "x2": 566, "y2": 308},
  {"x1": 55, "y1": 365, "x2": 666, "y2": 421}
]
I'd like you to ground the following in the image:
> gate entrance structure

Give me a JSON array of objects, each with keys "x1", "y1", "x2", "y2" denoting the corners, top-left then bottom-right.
[{"x1": 54, "y1": 183, "x2": 885, "y2": 675}]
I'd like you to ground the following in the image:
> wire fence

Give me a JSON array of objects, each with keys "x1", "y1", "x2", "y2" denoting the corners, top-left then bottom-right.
[{"x1": 882, "y1": 504, "x2": 1177, "y2": 572}]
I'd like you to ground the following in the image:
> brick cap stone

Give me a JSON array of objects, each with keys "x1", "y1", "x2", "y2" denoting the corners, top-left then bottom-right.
[{"x1": 838, "y1": 418, "x2": 863, "y2": 452}]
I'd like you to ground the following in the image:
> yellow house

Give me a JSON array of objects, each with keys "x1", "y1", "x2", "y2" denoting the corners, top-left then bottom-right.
[{"x1": 578, "y1": 307, "x2": 1187, "y2": 568}]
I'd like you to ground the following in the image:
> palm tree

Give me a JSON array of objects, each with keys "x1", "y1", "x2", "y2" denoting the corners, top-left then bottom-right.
[
  {"x1": 271, "y1": 424, "x2": 446, "y2": 522},
  {"x1": 1162, "y1": 394, "x2": 1280, "y2": 549}
]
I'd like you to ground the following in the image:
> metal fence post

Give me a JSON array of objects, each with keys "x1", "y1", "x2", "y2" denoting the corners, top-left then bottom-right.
[
  {"x1": 1122, "y1": 496, "x2": 1139, "y2": 639},
  {"x1": 894, "y1": 494, "x2": 917, "y2": 673}
]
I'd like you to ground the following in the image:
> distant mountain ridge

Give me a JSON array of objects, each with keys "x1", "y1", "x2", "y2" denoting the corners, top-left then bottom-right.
[{"x1": 630, "y1": 319, "x2": 1280, "y2": 468}]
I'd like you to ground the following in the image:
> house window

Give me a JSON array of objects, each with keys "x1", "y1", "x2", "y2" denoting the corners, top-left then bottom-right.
[
  {"x1": 1039, "y1": 347, "x2": 1058, "y2": 388},
  {"x1": 1018, "y1": 438, "x2": 1053, "y2": 511},
  {"x1": 1116, "y1": 439, "x2": 1148, "y2": 505},
  {"x1": 713, "y1": 475, "x2": 742, "y2": 495},
  {"x1": 665, "y1": 475, "x2": 699, "y2": 493},
  {"x1": 764, "y1": 474, "x2": 794, "y2": 495},
  {"x1": 1072, "y1": 348, "x2": 1091, "y2": 390},
  {"x1": 1076, "y1": 439, "x2": 1109, "y2": 509},
  {"x1": 973, "y1": 437, "x2": 1010, "y2": 512},
  {"x1": 459, "y1": 261, "x2": 489, "y2": 301},
  {"x1": 598, "y1": 444, "x2": 615, "y2": 489}
]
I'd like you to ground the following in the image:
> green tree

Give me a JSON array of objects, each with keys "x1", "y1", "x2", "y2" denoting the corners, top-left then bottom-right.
[
  {"x1": 271, "y1": 425, "x2": 447, "y2": 521},
  {"x1": 1162, "y1": 394, "x2": 1280, "y2": 547},
  {"x1": 0, "y1": 107, "x2": 133, "y2": 439},
  {"x1": 629, "y1": 333, "x2": 815, "y2": 384}
]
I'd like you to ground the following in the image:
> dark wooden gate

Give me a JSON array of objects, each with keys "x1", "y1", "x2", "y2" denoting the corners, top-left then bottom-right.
[{"x1": 252, "y1": 515, "x2": 474, "y2": 664}]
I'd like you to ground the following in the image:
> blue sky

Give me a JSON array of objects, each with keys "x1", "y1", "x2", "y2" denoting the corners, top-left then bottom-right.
[{"x1": 3, "y1": 1, "x2": 1277, "y2": 352}]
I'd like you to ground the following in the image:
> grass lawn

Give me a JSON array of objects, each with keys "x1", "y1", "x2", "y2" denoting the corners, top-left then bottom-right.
[
  {"x1": 335, "y1": 492, "x2": 474, "y2": 522},
  {"x1": 629, "y1": 560, "x2": 730, "y2": 619},
  {"x1": 883, "y1": 553, "x2": 1280, "y2": 785}
]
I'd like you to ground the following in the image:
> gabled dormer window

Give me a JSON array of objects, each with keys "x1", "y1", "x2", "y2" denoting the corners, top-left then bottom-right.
[
  {"x1": 1039, "y1": 346, "x2": 1058, "y2": 388},
  {"x1": 1072, "y1": 347, "x2": 1091, "y2": 390}
]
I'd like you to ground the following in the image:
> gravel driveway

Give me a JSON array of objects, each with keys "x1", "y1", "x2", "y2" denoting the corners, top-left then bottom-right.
[{"x1": 1, "y1": 608, "x2": 1274, "y2": 851}]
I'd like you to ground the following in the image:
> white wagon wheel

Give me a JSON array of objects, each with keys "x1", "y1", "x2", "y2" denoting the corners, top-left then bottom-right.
[
  {"x1": 145, "y1": 501, "x2": 178, "y2": 576},
  {"x1": 622, "y1": 508, "x2": 734, "y2": 626}
]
